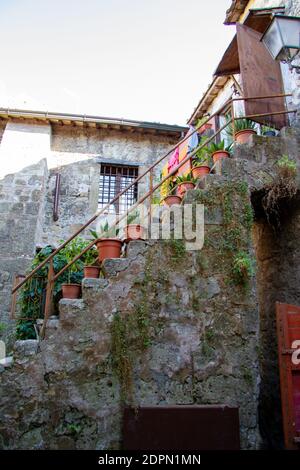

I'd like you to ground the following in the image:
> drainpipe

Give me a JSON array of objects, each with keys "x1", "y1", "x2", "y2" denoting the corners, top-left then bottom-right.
[{"x1": 53, "y1": 173, "x2": 61, "y2": 221}]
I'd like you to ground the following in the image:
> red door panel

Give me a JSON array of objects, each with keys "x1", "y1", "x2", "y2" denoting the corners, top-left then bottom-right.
[{"x1": 276, "y1": 302, "x2": 300, "y2": 449}]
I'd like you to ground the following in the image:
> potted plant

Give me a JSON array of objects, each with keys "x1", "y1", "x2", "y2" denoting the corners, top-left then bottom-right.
[
  {"x1": 208, "y1": 140, "x2": 233, "y2": 163},
  {"x1": 90, "y1": 222, "x2": 122, "y2": 262},
  {"x1": 124, "y1": 210, "x2": 145, "y2": 240},
  {"x1": 175, "y1": 174, "x2": 196, "y2": 197},
  {"x1": 61, "y1": 239, "x2": 85, "y2": 299},
  {"x1": 228, "y1": 118, "x2": 257, "y2": 144},
  {"x1": 83, "y1": 247, "x2": 100, "y2": 278},
  {"x1": 161, "y1": 179, "x2": 182, "y2": 206},
  {"x1": 192, "y1": 144, "x2": 211, "y2": 178},
  {"x1": 262, "y1": 125, "x2": 276, "y2": 137}
]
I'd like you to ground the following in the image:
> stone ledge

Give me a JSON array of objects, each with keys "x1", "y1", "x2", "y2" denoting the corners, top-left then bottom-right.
[
  {"x1": 102, "y1": 258, "x2": 130, "y2": 277},
  {"x1": 82, "y1": 278, "x2": 109, "y2": 290},
  {"x1": 14, "y1": 339, "x2": 39, "y2": 357},
  {"x1": 126, "y1": 240, "x2": 151, "y2": 259}
]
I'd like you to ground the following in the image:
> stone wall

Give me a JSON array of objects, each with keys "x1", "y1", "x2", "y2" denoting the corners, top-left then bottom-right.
[
  {"x1": 0, "y1": 119, "x2": 177, "y2": 342},
  {"x1": 1, "y1": 125, "x2": 300, "y2": 450},
  {"x1": 39, "y1": 125, "x2": 175, "y2": 247},
  {"x1": 0, "y1": 159, "x2": 48, "y2": 345},
  {"x1": 225, "y1": 127, "x2": 300, "y2": 448},
  {"x1": 0, "y1": 178, "x2": 261, "y2": 448}
]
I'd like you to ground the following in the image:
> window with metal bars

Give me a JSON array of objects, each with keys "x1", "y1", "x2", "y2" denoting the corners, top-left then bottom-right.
[{"x1": 98, "y1": 164, "x2": 138, "y2": 214}]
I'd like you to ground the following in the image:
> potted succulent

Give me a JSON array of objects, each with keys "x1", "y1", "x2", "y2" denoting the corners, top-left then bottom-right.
[
  {"x1": 192, "y1": 144, "x2": 211, "y2": 178},
  {"x1": 228, "y1": 118, "x2": 257, "y2": 144},
  {"x1": 208, "y1": 140, "x2": 233, "y2": 164},
  {"x1": 175, "y1": 174, "x2": 196, "y2": 197},
  {"x1": 83, "y1": 247, "x2": 100, "y2": 279},
  {"x1": 262, "y1": 125, "x2": 276, "y2": 137},
  {"x1": 161, "y1": 179, "x2": 182, "y2": 206},
  {"x1": 90, "y1": 222, "x2": 122, "y2": 262},
  {"x1": 124, "y1": 210, "x2": 145, "y2": 240}
]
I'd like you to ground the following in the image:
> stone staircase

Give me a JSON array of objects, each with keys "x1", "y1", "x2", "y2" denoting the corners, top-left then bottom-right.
[{"x1": 1, "y1": 128, "x2": 300, "y2": 450}]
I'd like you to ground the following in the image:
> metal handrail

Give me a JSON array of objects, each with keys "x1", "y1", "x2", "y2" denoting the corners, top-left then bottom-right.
[
  {"x1": 48, "y1": 108, "x2": 297, "y2": 284},
  {"x1": 11, "y1": 97, "x2": 233, "y2": 294},
  {"x1": 11, "y1": 93, "x2": 294, "y2": 297}
]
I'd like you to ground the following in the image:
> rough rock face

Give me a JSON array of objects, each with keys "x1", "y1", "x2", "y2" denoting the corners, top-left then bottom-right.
[
  {"x1": 0, "y1": 186, "x2": 260, "y2": 449},
  {"x1": 0, "y1": 128, "x2": 300, "y2": 450},
  {"x1": 0, "y1": 159, "x2": 48, "y2": 345}
]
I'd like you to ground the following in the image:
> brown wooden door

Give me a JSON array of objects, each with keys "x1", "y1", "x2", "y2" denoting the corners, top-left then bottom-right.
[
  {"x1": 237, "y1": 24, "x2": 287, "y2": 129},
  {"x1": 276, "y1": 302, "x2": 300, "y2": 449}
]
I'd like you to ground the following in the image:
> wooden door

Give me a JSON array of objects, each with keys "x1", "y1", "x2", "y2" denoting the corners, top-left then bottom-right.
[
  {"x1": 123, "y1": 406, "x2": 240, "y2": 450},
  {"x1": 276, "y1": 302, "x2": 300, "y2": 449},
  {"x1": 237, "y1": 24, "x2": 287, "y2": 129}
]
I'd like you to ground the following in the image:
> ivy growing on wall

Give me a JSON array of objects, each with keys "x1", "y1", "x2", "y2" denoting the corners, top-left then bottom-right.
[{"x1": 195, "y1": 181, "x2": 255, "y2": 287}]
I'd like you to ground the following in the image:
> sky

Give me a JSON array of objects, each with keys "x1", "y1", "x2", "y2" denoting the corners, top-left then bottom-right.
[{"x1": 0, "y1": 0, "x2": 235, "y2": 125}]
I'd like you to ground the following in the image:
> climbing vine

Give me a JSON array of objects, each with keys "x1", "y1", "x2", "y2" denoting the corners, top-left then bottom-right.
[
  {"x1": 195, "y1": 181, "x2": 255, "y2": 287},
  {"x1": 110, "y1": 244, "x2": 185, "y2": 404}
]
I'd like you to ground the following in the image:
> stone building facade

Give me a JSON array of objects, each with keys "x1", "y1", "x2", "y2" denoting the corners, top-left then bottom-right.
[
  {"x1": 188, "y1": 0, "x2": 300, "y2": 132},
  {"x1": 0, "y1": 112, "x2": 186, "y2": 344},
  {"x1": 0, "y1": 127, "x2": 299, "y2": 449}
]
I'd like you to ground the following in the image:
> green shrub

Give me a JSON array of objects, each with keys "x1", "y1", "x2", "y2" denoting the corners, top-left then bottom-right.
[
  {"x1": 232, "y1": 251, "x2": 255, "y2": 286},
  {"x1": 16, "y1": 238, "x2": 97, "y2": 339}
]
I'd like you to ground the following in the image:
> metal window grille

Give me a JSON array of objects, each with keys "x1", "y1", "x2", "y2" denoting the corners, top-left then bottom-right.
[{"x1": 98, "y1": 164, "x2": 138, "y2": 214}]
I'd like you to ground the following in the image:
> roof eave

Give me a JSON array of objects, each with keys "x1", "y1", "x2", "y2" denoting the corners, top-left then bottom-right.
[
  {"x1": 224, "y1": 0, "x2": 249, "y2": 25},
  {"x1": 0, "y1": 108, "x2": 188, "y2": 136}
]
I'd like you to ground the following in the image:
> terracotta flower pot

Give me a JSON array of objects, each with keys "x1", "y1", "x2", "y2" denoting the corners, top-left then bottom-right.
[
  {"x1": 95, "y1": 238, "x2": 123, "y2": 262},
  {"x1": 62, "y1": 284, "x2": 81, "y2": 299},
  {"x1": 162, "y1": 195, "x2": 182, "y2": 207},
  {"x1": 176, "y1": 182, "x2": 195, "y2": 197},
  {"x1": 84, "y1": 266, "x2": 100, "y2": 278},
  {"x1": 192, "y1": 166, "x2": 210, "y2": 178},
  {"x1": 124, "y1": 224, "x2": 145, "y2": 240},
  {"x1": 235, "y1": 129, "x2": 256, "y2": 144},
  {"x1": 212, "y1": 150, "x2": 230, "y2": 163}
]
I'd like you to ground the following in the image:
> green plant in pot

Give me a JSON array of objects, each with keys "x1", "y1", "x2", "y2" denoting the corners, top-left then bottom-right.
[
  {"x1": 60, "y1": 238, "x2": 87, "y2": 299},
  {"x1": 90, "y1": 221, "x2": 122, "y2": 262},
  {"x1": 175, "y1": 173, "x2": 197, "y2": 197},
  {"x1": 83, "y1": 246, "x2": 100, "y2": 279},
  {"x1": 208, "y1": 140, "x2": 233, "y2": 164},
  {"x1": 124, "y1": 210, "x2": 145, "y2": 240},
  {"x1": 161, "y1": 178, "x2": 182, "y2": 207},
  {"x1": 227, "y1": 118, "x2": 257, "y2": 144},
  {"x1": 192, "y1": 143, "x2": 211, "y2": 178}
]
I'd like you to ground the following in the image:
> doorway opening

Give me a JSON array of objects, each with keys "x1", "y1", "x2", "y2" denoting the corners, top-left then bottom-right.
[{"x1": 251, "y1": 187, "x2": 300, "y2": 448}]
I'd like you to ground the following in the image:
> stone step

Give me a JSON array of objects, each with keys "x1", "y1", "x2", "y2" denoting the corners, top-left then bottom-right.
[
  {"x1": 101, "y1": 257, "x2": 130, "y2": 277},
  {"x1": 81, "y1": 277, "x2": 109, "y2": 302}
]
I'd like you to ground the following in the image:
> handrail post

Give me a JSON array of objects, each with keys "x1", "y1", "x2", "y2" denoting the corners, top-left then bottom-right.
[
  {"x1": 231, "y1": 101, "x2": 235, "y2": 143},
  {"x1": 10, "y1": 274, "x2": 25, "y2": 319},
  {"x1": 149, "y1": 167, "x2": 154, "y2": 224},
  {"x1": 40, "y1": 259, "x2": 54, "y2": 339}
]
